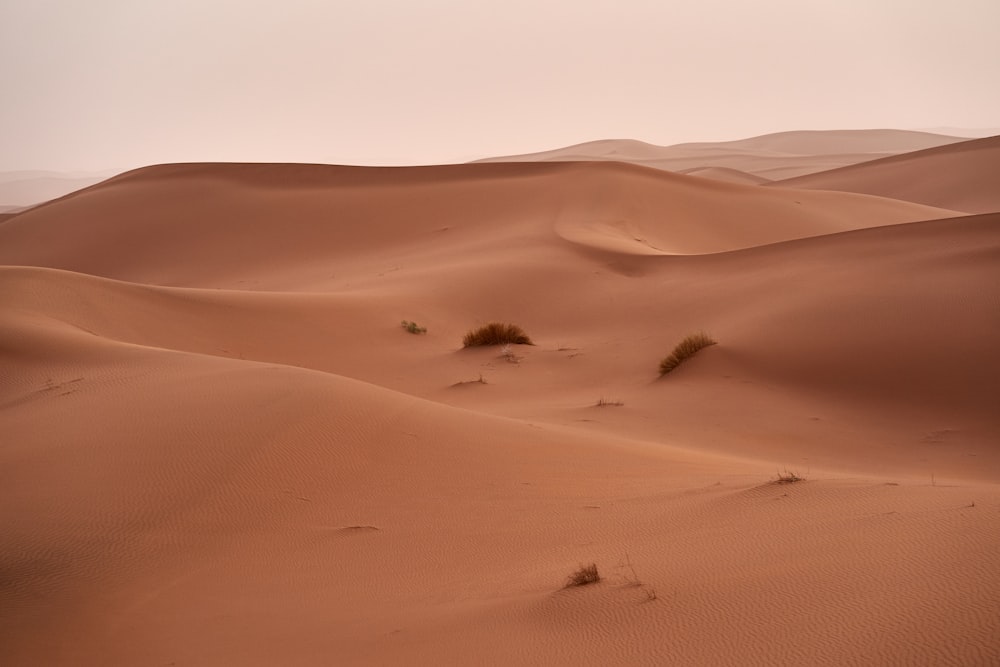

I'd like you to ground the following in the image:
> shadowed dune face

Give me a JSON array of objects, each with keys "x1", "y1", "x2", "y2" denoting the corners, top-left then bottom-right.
[
  {"x1": 1, "y1": 157, "x2": 998, "y2": 666},
  {"x1": 772, "y1": 135, "x2": 1000, "y2": 213}
]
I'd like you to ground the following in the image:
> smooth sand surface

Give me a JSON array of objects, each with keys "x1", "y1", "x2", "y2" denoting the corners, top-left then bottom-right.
[
  {"x1": 772, "y1": 135, "x2": 1000, "y2": 214},
  {"x1": 476, "y1": 129, "x2": 968, "y2": 179},
  {"x1": 676, "y1": 166, "x2": 771, "y2": 185},
  {"x1": 2, "y1": 156, "x2": 998, "y2": 665}
]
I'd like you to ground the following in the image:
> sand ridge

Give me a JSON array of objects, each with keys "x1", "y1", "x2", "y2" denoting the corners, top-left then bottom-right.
[{"x1": 771, "y1": 134, "x2": 1000, "y2": 213}]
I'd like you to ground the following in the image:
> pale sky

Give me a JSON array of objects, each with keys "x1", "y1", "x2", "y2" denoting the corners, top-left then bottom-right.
[{"x1": 2, "y1": 0, "x2": 998, "y2": 171}]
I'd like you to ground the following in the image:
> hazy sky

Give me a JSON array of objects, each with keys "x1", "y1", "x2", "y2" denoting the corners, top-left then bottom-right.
[{"x1": 2, "y1": 0, "x2": 998, "y2": 171}]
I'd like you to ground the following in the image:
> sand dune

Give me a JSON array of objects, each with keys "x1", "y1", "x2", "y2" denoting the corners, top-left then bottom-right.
[
  {"x1": 0, "y1": 161, "x2": 958, "y2": 285},
  {"x1": 671, "y1": 128, "x2": 966, "y2": 156},
  {"x1": 475, "y1": 129, "x2": 967, "y2": 179},
  {"x1": 676, "y1": 166, "x2": 770, "y2": 185},
  {"x1": 1, "y1": 155, "x2": 998, "y2": 665},
  {"x1": 772, "y1": 135, "x2": 1000, "y2": 213}
]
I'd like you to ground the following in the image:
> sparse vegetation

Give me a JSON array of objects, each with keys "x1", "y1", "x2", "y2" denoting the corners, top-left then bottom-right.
[
  {"x1": 452, "y1": 373, "x2": 488, "y2": 386},
  {"x1": 462, "y1": 322, "x2": 533, "y2": 347},
  {"x1": 618, "y1": 553, "x2": 642, "y2": 587},
  {"x1": 614, "y1": 554, "x2": 658, "y2": 601},
  {"x1": 401, "y1": 320, "x2": 427, "y2": 334},
  {"x1": 658, "y1": 332, "x2": 717, "y2": 376},
  {"x1": 499, "y1": 343, "x2": 520, "y2": 363},
  {"x1": 565, "y1": 563, "x2": 601, "y2": 588},
  {"x1": 596, "y1": 397, "x2": 624, "y2": 407},
  {"x1": 773, "y1": 469, "x2": 804, "y2": 484}
]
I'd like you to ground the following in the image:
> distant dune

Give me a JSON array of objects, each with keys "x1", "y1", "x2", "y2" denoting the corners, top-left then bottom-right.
[
  {"x1": 771, "y1": 135, "x2": 1000, "y2": 213},
  {"x1": 0, "y1": 170, "x2": 112, "y2": 209},
  {"x1": 2, "y1": 146, "x2": 998, "y2": 665},
  {"x1": 677, "y1": 166, "x2": 771, "y2": 185},
  {"x1": 475, "y1": 129, "x2": 967, "y2": 179},
  {"x1": 670, "y1": 128, "x2": 966, "y2": 156},
  {"x1": 919, "y1": 126, "x2": 1000, "y2": 138}
]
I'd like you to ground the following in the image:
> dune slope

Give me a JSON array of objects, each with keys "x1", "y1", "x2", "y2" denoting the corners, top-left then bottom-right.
[
  {"x1": 772, "y1": 135, "x2": 1000, "y2": 213},
  {"x1": 0, "y1": 161, "x2": 958, "y2": 286},
  {"x1": 1, "y1": 160, "x2": 997, "y2": 666}
]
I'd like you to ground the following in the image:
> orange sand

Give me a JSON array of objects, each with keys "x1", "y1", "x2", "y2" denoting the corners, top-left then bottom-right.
[{"x1": 2, "y1": 140, "x2": 998, "y2": 665}]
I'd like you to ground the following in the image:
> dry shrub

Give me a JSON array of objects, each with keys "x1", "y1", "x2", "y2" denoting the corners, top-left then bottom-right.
[
  {"x1": 658, "y1": 332, "x2": 717, "y2": 376},
  {"x1": 401, "y1": 320, "x2": 427, "y2": 334},
  {"x1": 462, "y1": 322, "x2": 533, "y2": 347},
  {"x1": 565, "y1": 563, "x2": 601, "y2": 588},
  {"x1": 773, "y1": 469, "x2": 804, "y2": 484}
]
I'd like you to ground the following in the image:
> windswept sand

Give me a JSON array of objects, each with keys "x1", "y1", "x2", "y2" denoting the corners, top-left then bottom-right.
[
  {"x1": 772, "y1": 135, "x2": 1000, "y2": 214},
  {"x1": 1, "y1": 156, "x2": 998, "y2": 665},
  {"x1": 676, "y1": 166, "x2": 771, "y2": 185}
]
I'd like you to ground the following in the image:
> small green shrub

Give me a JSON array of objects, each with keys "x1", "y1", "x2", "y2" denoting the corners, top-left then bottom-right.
[
  {"x1": 659, "y1": 332, "x2": 717, "y2": 376},
  {"x1": 565, "y1": 563, "x2": 600, "y2": 588},
  {"x1": 401, "y1": 320, "x2": 427, "y2": 335},
  {"x1": 462, "y1": 322, "x2": 533, "y2": 347}
]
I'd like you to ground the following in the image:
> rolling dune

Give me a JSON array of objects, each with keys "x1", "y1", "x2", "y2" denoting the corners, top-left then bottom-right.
[
  {"x1": 676, "y1": 166, "x2": 770, "y2": 185},
  {"x1": 772, "y1": 135, "x2": 1000, "y2": 213},
  {"x1": 475, "y1": 130, "x2": 967, "y2": 179},
  {"x1": 1, "y1": 156, "x2": 998, "y2": 665},
  {"x1": 0, "y1": 161, "x2": 958, "y2": 285}
]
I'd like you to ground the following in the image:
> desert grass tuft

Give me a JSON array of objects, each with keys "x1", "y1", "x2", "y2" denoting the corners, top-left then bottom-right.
[
  {"x1": 565, "y1": 563, "x2": 601, "y2": 588},
  {"x1": 596, "y1": 397, "x2": 624, "y2": 407},
  {"x1": 773, "y1": 469, "x2": 804, "y2": 484},
  {"x1": 462, "y1": 322, "x2": 533, "y2": 347},
  {"x1": 400, "y1": 320, "x2": 427, "y2": 334},
  {"x1": 452, "y1": 373, "x2": 488, "y2": 386},
  {"x1": 658, "y1": 331, "x2": 717, "y2": 376}
]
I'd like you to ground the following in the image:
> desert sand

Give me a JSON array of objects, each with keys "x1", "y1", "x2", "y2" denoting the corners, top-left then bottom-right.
[
  {"x1": 2, "y1": 138, "x2": 999, "y2": 665},
  {"x1": 475, "y1": 129, "x2": 970, "y2": 180},
  {"x1": 772, "y1": 135, "x2": 1000, "y2": 214}
]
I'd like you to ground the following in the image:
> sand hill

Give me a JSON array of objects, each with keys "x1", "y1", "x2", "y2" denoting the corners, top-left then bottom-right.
[
  {"x1": 475, "y1": 129, "x2": 968, "y2": 180},
  {"x1": 772, "y1": 135, "x2": 1000, "y2": 213},
  {"x1": 1, "y1": 156, "x2": 998, "y2": 665}
]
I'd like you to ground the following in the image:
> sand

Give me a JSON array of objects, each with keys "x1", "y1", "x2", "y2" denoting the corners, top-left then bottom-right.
[
  {"x1": 1, "y1": 142, "x2": 998, "y2": 665},
  {"x1": 475, "y1": 129, "x2": 969, "y2": 179},
  {"x1": 772, "y1": 135, "x2": 1000, "y2": 213}
]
